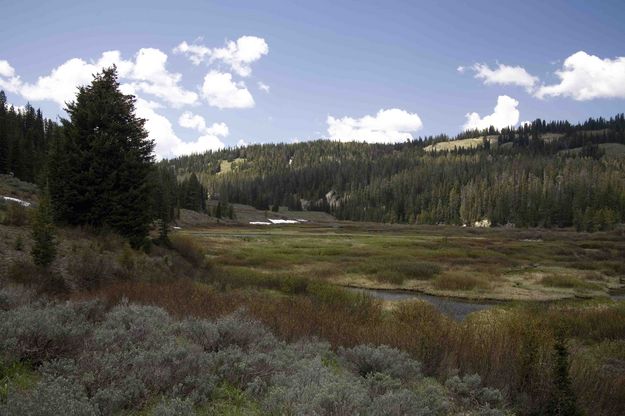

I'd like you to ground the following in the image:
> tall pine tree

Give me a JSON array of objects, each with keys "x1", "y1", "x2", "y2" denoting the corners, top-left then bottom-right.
[{"x1": 49, "y1": 66, "x2": 155, "y2": 248}]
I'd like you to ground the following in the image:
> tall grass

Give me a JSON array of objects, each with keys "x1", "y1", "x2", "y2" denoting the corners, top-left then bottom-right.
[{"x1": 73, "y1": 279, "x2": 625, "y2": 415}]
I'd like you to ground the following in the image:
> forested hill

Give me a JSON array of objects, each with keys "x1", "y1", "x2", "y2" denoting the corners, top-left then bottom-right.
[{"x1": 166, "y1": 114, "x2": 625, "y2": 230}]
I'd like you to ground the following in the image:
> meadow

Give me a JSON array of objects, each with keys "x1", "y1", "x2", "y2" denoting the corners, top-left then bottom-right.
[{"x1": 181, "y1": 222, "x2": 625, "y2": 301}]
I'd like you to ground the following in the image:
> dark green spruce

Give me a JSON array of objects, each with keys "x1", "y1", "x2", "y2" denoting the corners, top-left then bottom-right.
[{"x1": 48, "y1": 67, "x2": 155, "y2": 248}]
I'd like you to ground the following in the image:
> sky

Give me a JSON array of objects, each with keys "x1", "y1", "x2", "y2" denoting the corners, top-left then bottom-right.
[{"x1": 1, "y1": 0, "x2": 624, "y2": 158}]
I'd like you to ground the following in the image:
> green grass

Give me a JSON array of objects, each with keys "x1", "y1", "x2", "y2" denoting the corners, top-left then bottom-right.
[
  {"x1": 540, "y1": 275, "x2": 602, "y2": 291},
  {"x1": 0, "y1": 360, "x2": 39, "y2": 402},
  {"x1": 182, "y1": 223, "x2": 624, "y2": 300}
]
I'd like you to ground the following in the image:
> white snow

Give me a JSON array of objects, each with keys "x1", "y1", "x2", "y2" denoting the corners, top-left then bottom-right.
[
  {"x1": 268, "y1": 219, "x2": 299, "y2": 224},
  {"x1": 250, "y1": 221, "x2": 272, "y2": 225},
  {"x1": 172, "y1": 226, "x2": 182, "y2": 230},
  {"x1": 2, "y1": 196, "x2": 31, "y2": 207}
]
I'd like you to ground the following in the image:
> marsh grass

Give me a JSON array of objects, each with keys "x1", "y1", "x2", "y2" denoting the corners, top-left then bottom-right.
[
  {"x1": 540, "y1": 275, "x2": 601, "y2": 291},
  {"x1": 182, "y1": 225, "x2": 625, "y2": 300},
  {"x1": 432, "y1": 273, "x2": 491, "y2": 291}
]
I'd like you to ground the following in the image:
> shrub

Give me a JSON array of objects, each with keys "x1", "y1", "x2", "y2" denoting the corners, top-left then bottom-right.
[
  {"x1": 368, "y1": 388, "x2": 442, "y2": 416},
  {"x1": 445, "y1": 373, "x2": 504, "y2": 409},
  {"x1": 338, "y1": 344, "x2": 422, "y2": 381},
  {"x1": 153, "y1": 397, "x2": 196, "y2": 416},
  {"x1": 0, "y1": 302, "x2": 91, "y2": 363},
  {"x1": 67, "y1": 247, "x2": 119, "y2": 290},
  {"x1": 214, "y1": 310, "x2": 277, "y2": 351},
  {"x1": 169, "y1": 234, "x2": 209, "y2": 269},
  {"x1": 3, "y1": 203, "x2": 29, "y2": 226},
  {"x1": 0, "y1": 285, "x2": 35, "y2": 310},
  {"x1": 263, "y1": 358, "x2": 370, "y2": 416},
  {"x1": 2, "y1": 375, "x2": 98, "y2": 416}
]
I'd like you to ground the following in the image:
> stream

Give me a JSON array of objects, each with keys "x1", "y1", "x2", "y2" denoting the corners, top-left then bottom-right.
[
  {"x1": 349, "y1": 287, "x2": 625, "y2": 321},
  {"x1": 347, "y1": 287, "x2": 501, "y2": 320}
]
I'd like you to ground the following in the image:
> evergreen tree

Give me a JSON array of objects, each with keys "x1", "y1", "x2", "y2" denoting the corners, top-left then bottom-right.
[
  {"x1": 49, "y1": 67, "x2": 154, "y2": 248},
  {"x1": 545, "y1": 337, "x2": 581, "y2": 416},
  {"x1": 31, "y1": 190, "x2": 57, "y2": 268}
]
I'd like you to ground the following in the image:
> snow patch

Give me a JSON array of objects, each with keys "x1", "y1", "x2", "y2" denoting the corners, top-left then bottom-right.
[
  {"x1": 268, "y1": 219, "x2": 299, "y2": 224},
  {"x1": 250, "y1": 221, "x2": 272, "y2": 225},
  {"x1": 2, "y1": 196, "x2": 31, "y2": 207}
]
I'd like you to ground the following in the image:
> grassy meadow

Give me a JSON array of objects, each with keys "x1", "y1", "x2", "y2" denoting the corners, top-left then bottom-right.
[{"x1": 181, "y1": 222, "x2": 625, "y2": 301}]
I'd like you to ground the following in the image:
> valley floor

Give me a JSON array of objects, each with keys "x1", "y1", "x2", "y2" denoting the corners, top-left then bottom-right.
[{"x1": 181, "y1": 222, "x2": 625, "y2": 302}]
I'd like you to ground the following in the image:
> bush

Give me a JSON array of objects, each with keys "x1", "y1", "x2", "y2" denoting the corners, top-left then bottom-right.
[
  {"x1": 263, "y1": 358, "x2": 370, "y2": 416},
  {"x1": 0, "y1": 302, "x2": 91, "y2": 363},
  {"x1": 153, "y1": 397, "x2": 196, "y2": 416},
  {"x1": 67, "y1": 247, "x2": 119, "y2": 290},
  {"x1": 338, "y1": 344, "x2": 422, "y2": 381},
  {"x1": 3, "y1": 375, "x2": 98, "y2": 416},
  {"x1": 2, "y1": 203, "x2": 29, "y2": 226},
  {"x1": 169, "y1": 234, "x2": 209, "y2": 269},
  {"x1": 0, "y1": 285, "x2": 35, "y2": 310}
]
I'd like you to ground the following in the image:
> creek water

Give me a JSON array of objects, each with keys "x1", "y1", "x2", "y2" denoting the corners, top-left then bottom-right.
[{"x1": 347, "y1": 287, "x2": 501, "y2": 320}]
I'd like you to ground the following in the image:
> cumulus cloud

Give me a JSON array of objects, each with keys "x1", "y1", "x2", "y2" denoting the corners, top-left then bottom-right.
[
  {"x1": 463, "y1": 95, "x2": 520, "y2": 131},
  {"x1": 0, "y1": 59, "x2": 22, "y2": 93},
  {"x1": 134, "y1": 101, "x2": 227, "y2": 159},
  {"x1": 6, "y1": 49, "x2": 197, "y2": 108},
  {"x1": 174, "y1": 36, "x2": 268, "y2": 77},
  {"x1": 257, "y1": 81, "x2": 270, "y2": 93},
  {"x1": 179, "y1": 111, "x2": 229, "y2": 136},
  {"x1": 201, "y1": 71, "x2": 254, "y2": 109},
  {"x1": 470, "y1": 63, "x2": 538, "y2": 92},
  {"x1": 535, "y1": 51, "x2": 625, "y2": 100},
  {"x1": 172, "y1": 41, "x2": 210, "y2": 65},
  {"x1": 327, "y1": 108, "x2": 423, "y2": 143},
  {"x1": 126, "y1": 48, "x2": 198, "y2": 107}
]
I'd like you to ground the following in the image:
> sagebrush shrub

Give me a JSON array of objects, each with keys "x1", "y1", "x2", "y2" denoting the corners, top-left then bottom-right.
[
  {"x1": 338, "y1": 344, "x2": 422, "y2": 381},
  {"x1": 264, "y1": 357, "x2": 370, "y2": 416},
  {"x1": 3, "y1": 375, "x2": 98, "y2": 416},
  {"x1": 0, "y1": 285, "x2": 35, "y2": 310},
  {"x1": 152, "y1": 397, "x2": 196, "y2": 416},
  {"x1": 0, "y1": 302, "x2": 91, "y2": 363}
]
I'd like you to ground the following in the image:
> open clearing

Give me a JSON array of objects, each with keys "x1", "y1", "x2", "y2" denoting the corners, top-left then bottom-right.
[{"x1": 182, "y1": 223, "x2": 625, "y2": 301}]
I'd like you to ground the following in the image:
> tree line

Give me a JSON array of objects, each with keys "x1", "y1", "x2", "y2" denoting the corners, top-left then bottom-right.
[
  {"x1": 0, "y1": 68, "x2": 208, "y2": 249},
  {"x1": 166, "y1": 114, "x2": 625, "y2": 231},
  {"x1": 2, "y1": 72, "x2": 624, "y2": 235}
]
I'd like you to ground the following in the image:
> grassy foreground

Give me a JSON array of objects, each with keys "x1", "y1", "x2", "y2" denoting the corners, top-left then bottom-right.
[{"x1": 182, "y1": 223, "x2": 625, "y2": 301}]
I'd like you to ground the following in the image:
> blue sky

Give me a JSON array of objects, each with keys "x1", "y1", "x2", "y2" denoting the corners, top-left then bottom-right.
[{"x1": 1, "y1": 0, "x2": 624, "y2": 158}]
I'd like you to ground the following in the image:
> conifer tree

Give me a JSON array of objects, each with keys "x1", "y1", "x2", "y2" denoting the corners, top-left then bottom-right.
[
  {"x1": 31, "y1": 190, "x2": 56, "y2": 268},
  {"x1": 49, "y1": 67, "x2": 154, "y2": 248}
]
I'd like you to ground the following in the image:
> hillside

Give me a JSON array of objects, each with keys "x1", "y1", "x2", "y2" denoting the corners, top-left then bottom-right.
[{"x1": 165, "y1": 114, "x2": 625, "y2": 231}]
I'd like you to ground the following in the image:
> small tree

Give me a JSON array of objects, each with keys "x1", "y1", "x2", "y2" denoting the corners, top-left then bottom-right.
[
  {"x1": 545, "y1": 336, "x2": 581, "y2": 416},
  {"x1": 31, "y1": 191, "x2": 56, "y2": 268}
]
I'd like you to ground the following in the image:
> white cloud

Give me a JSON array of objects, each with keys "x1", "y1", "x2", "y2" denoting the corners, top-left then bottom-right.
[
  {"x1": 535, "y1": 51, "x2": 625, "y2": 100},
  {"x1": 0, "y1": 60, "x2": 16, "y2": 77},
  {"x1": 210, "y1": 36, "x2": 268, "y2": 77},
  {"x1": 135, "y1": 100, "x2": 227, "y2": 159},
  {"x1": 9, "y1": 49, "x2": 197, "y2": 108},
  {"x1": 237, "y1": 139, "x2": 249, "y2": 147},
  {"x1": 0, "y1": 60, "x2": 22, "y2": 93},
  {"x1": 471, "y1": 63, "x2": 538, "y2": 92},
  {"x1": 456, "y1": 66, "x2": 465, "y2": 73},
  {"x1": 463, "y1": 95, "x2": 520, "y2": 131},
  {"x1": 126, "y1": 48, "x2": 198, "y2": 107},
  {"x1": 201, "y1": 71, "x2": 254, "y2": 109},
  {"x1": 327, "y1": 108, "x2": 423, "y2": 143},
  {"x1": 257, "y1": 81, "x2": 270, "y2": 93},
  {"x1": 172, "y1": 41, "x2": 211, "y2": 65},
  {"x1": 179, "y1": 111, "x2": 229, "y2": 136},
  {"x1": 175, "y1": 36, "x2": 268, "y2": 77}
]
